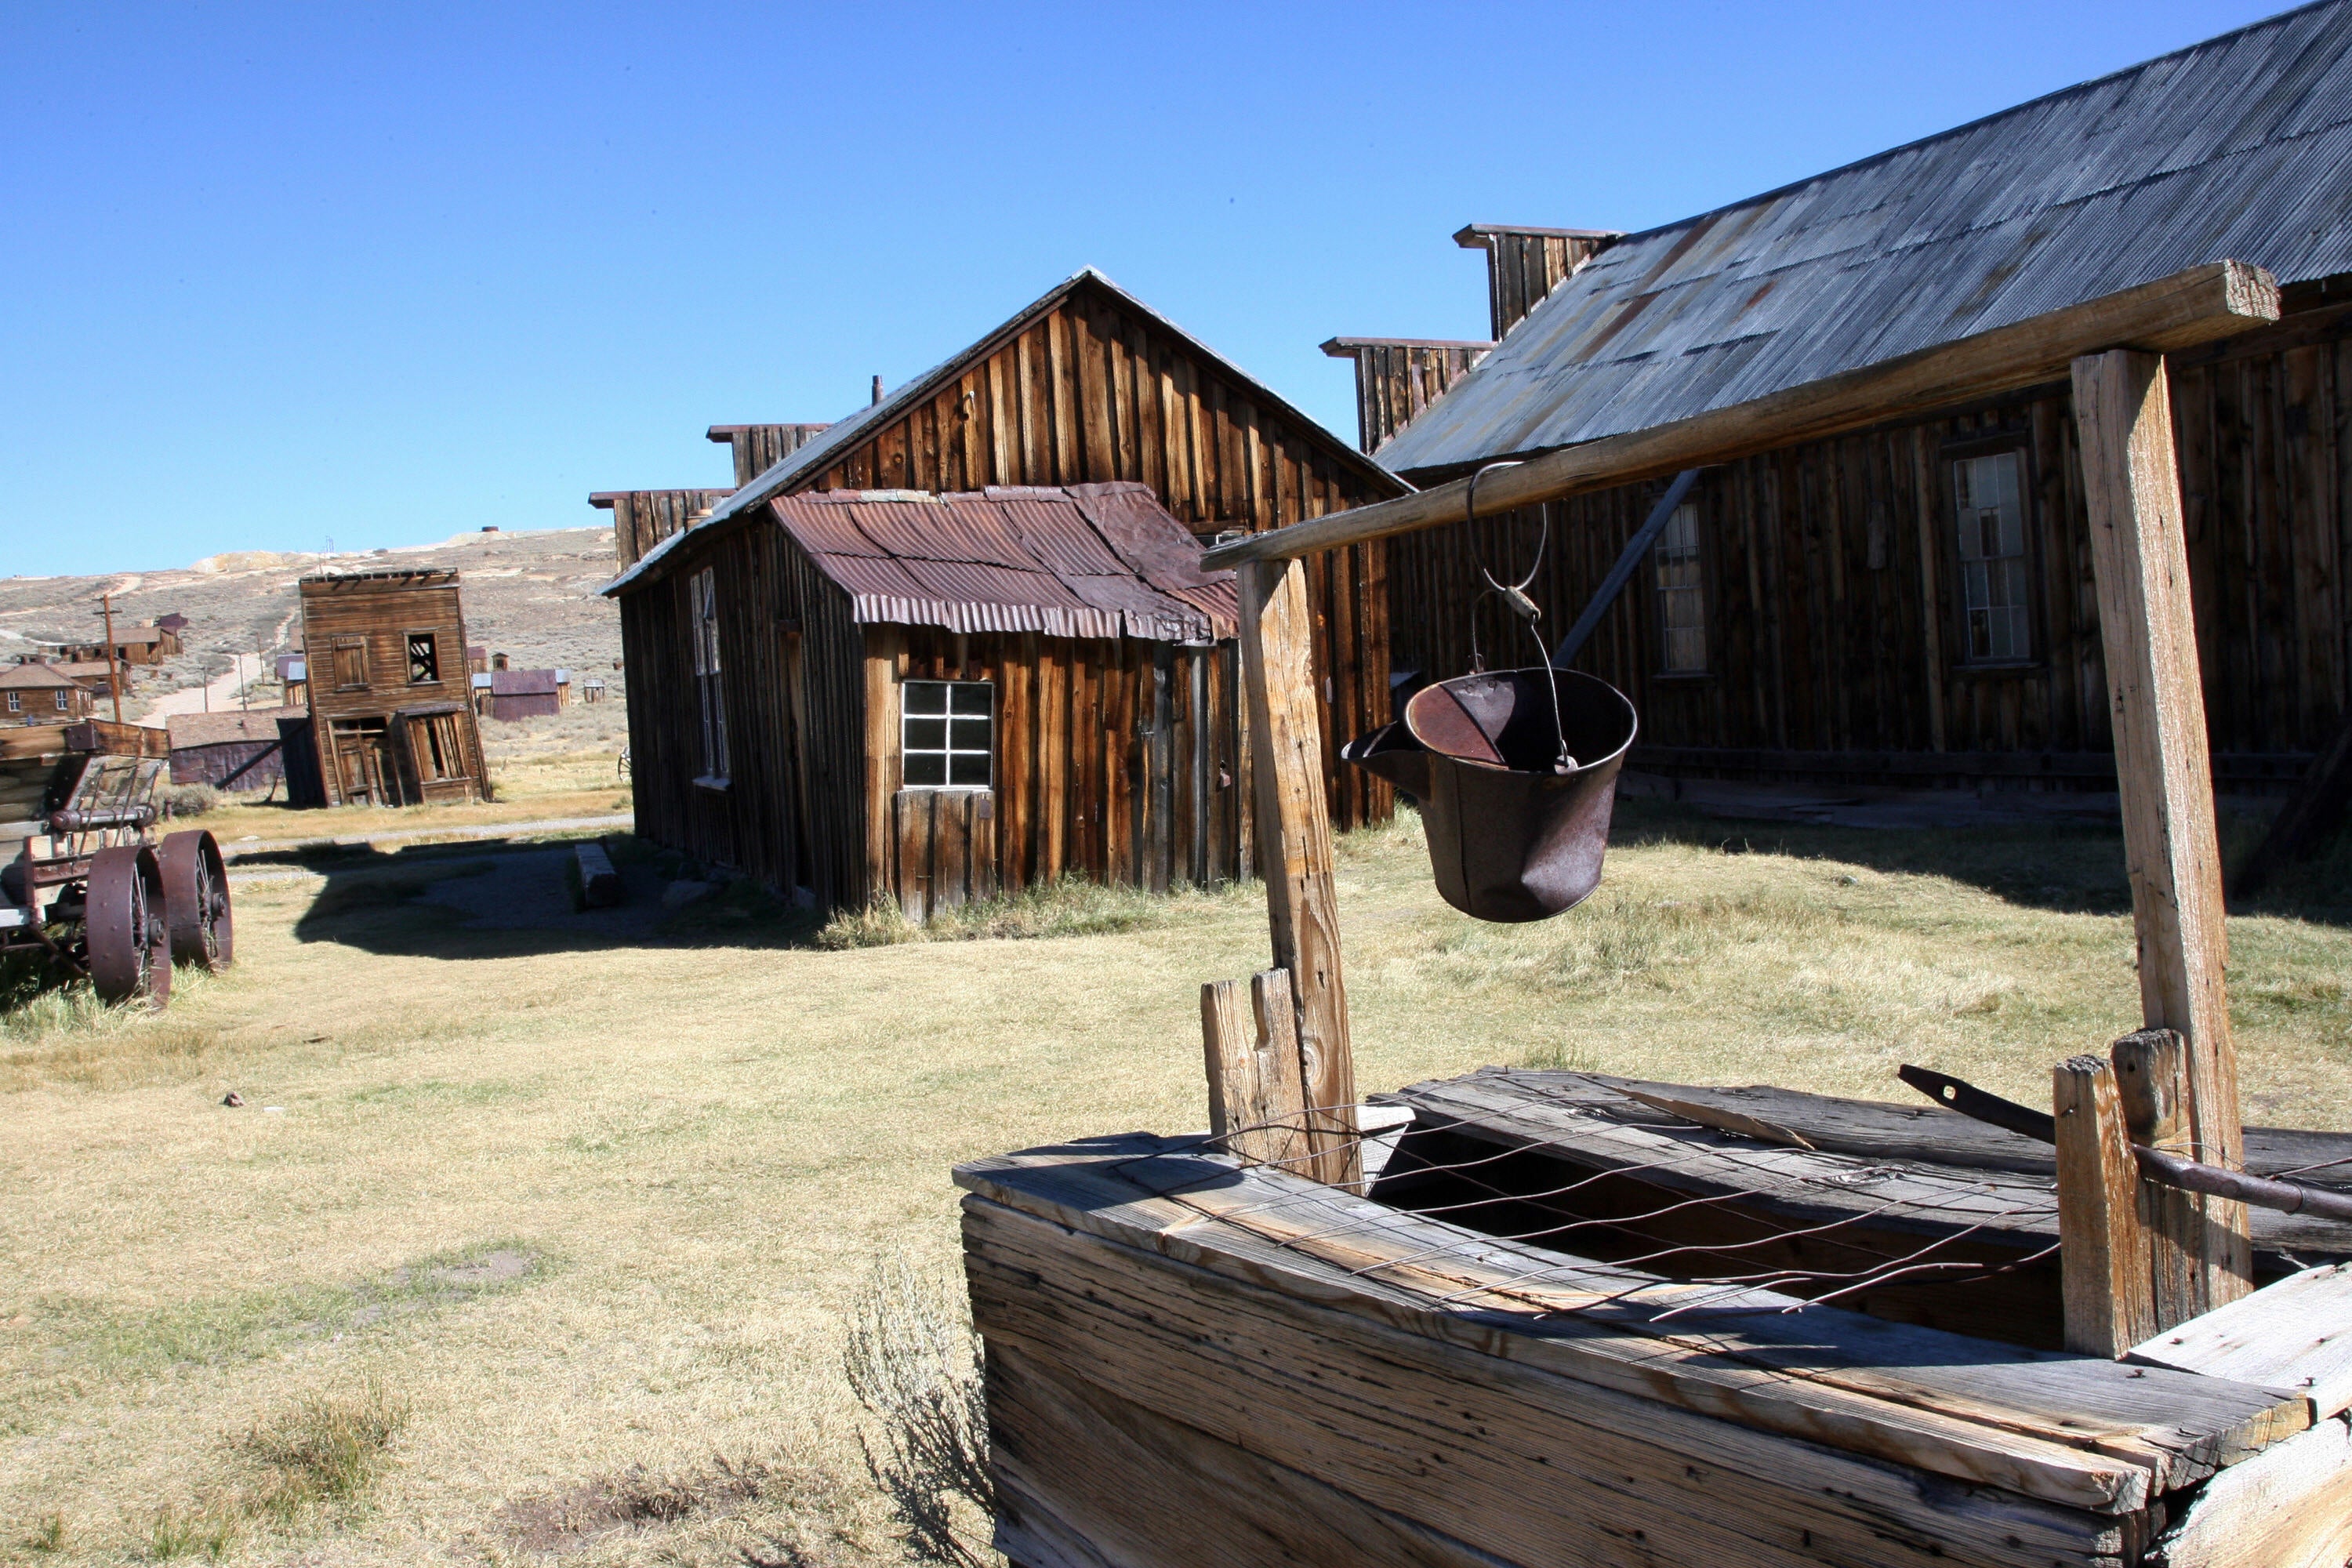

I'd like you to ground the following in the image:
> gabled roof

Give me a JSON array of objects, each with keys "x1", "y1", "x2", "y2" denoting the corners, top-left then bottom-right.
[
  {"x1": 605, "y1": 267, "x2": 1399, "y2": 595},
  {"x1": 0, "y1": 663, "x2": 81, "y2": 690},
  {"x1": 773, "y1": 483, "x2": 1236, "y2": 644},
  {"x1": 1377, "y1": 0, "x2": 2352, "y2": 477}
]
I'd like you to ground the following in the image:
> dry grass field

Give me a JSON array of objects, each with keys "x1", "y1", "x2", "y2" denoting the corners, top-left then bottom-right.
[{"x1": 5, "y1": 791, "x2": 2352, "y2": 1565}]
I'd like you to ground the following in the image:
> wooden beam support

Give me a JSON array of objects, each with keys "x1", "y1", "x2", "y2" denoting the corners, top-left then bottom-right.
[
  {"x1": 1200, "y1": 969, "x2": 1311, "y2": 1173},
  {"x1": 2053, "y1": 1054, "x2": 2156, "y2": 1357},
  {"x1": 1203, "y1": 260, "x2": 2278, "y2": 572},
  {"x1": 2074, "y1": 350, "x2": 2252, "y2": 1321},
  {"x1": 1236, "y1": 557, "x2": 1359, "y2": 1188}
]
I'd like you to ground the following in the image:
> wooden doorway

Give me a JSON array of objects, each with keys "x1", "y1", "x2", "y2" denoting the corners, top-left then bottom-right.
[{"x1": 328, "y1": 718, "x2": 395, "y2": 806}]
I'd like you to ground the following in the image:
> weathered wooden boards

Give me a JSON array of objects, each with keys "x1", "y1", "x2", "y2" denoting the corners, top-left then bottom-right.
[
  {"x1": 2130, "y1": 1264, "x2": 2352, "y2": 1422},
  {"x1": 2074, "y1": 348, "x2": 2252, "y2": 1328},
  {"x1": 1232, "y1": 558, "x2": 1357, "y2": 1186},
  {"x1": 572, "y1": 841, "x2": 621, "y2": 909},
  {"x1": 2147, "y1": 1418, "x2": 2352, "y2": 1568},
  {"x1": 1202, "y1": 261, "x2": 2279, "y2": 572},
  {"x1": 1198, "y1": 970, "x2": 1309, "y2": 1172},
  {"x1": 2056, "y1": 1054, "x2": 2158, "y2": 1356},
  {"x1": 959, "y1": 1134, "x2": 2320, "y2": 1568}
]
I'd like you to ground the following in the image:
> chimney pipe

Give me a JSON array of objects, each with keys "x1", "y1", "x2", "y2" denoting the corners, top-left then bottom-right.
[{"x1": 871, "y1": 375, "x2": 884, "y2": 406}]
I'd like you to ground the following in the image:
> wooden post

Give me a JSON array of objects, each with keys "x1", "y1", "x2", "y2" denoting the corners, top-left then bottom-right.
[
  {"x1": 2054, "y1": 1054, "x2": 2155, "y2": 1356},
  {"x1": 2073, "y1": 348, "x2": 2252, "y2": 1320},
  {"x1": 1236, "y1": 557, "x2": 1359, "y2": 1187},
  {"x1": 98, "y1": 592, "x2": 124, "y2": 725},
  {"x1": 1200, "y1": 969, "x2": 1311, "y2": 1173}
]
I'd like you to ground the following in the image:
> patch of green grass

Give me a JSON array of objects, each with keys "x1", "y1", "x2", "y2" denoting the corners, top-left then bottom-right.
[
  {"x1": 142, "y1": 1504, "x2": 234, "y2": 1562},
  {"x1": 241, "y1": 1378, "x2": 409, "y2": 1521},
  {"x1": 18, "y1": 1512, "x2": 67, "y2": 1554},
  {"x1": 13, "y1": 1243, "x2": 545, "y2": 1410},
  {"x1": 816, "y1": 874, "x2": 1258, "y2": 950}
]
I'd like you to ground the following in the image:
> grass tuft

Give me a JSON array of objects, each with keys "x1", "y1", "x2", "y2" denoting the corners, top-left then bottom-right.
[
  {"x1": 143, "y1": 1504, "x2": 234, "y2": 1562},
  {"x1": 20, "y1": 1512, "x2": 67, "y2": 1555},
  {"x1": 817, "y1": 875, "x2": 1255, "y2": 950},
  {"x1": 241, "y1": 1378, "x2": 409, "y2": 1520}
]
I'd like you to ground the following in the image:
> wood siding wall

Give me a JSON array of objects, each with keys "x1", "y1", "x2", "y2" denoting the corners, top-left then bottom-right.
[
  {"x1": 595, "y1": 489, "x2": 735, "y2": 571},
  {"x1": 297, "y1": 580, "x2": 487, "y2": 806},
  {"x1": 1388, "y1": 303, "x2": 2352, "y2": 783},
  {"x1": 1320, "y1": 339, "x2": 1492, "y2": 456},
  {"x1": 787, "y1": 278, "x2": 1396, "y2": 829},
  {"x1": 619, "y1": 519, "x2": 867, "y2": 906},
  {"x1": 867, "y1": 625, "x2": 1249, "y2": 920},
  {"x1": 709, "y1": 424, "x2": 831, "y2": 488},
  {"x1": 1454, "y1": 226, "x2": 1619, "y2": 342}
]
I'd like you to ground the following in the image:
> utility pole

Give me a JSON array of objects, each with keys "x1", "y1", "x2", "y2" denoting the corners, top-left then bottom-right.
[
  {"x1": 238, "y1": 652, "x2": 249, "y2": 713},
  {"x1": 97, "y1": 593, "x2": 124, "y2": 724}
]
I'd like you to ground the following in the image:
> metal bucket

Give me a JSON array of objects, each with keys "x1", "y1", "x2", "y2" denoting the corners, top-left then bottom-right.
[{"x1": 1342, "y1": 668, "x2": 1637, "y2": 923}]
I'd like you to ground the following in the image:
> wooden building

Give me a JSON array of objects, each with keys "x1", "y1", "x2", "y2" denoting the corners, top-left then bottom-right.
[
  {"x1": 40, "y1": 623, "x2": 172, "y2": 667},
  {"x1": 707, "y1": 422, "x2": 831, "y2": 486},
  {"x1": 166, "y1": 707, "x2": 302, "y2": 792},
  {"x1": 1336, "y1": 2, "x2": 2352, "y2": 793},
  {"x1": 590, "y1": 488, "x2": 734, "y2": 572},
  {"x1": 474, "y1": 668, "x2": 568, "y2": 721},
  {"x1": 296, "y1": 569, "x2": 488, "y2": 807},
  {"x1": 608, "y1": 270, "x2": 1407, "y2": 830},
  {"x1": 605, "y1": 482, "x2": 1245, "y2": 919},
  {"x1": 0, "y1": 664, "x2": 93, "y2": 724}
]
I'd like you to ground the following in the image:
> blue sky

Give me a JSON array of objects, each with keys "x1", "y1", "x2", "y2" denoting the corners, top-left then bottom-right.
[{"x1": 2, "y1": 1, "x2": 2287, "y2": 577}]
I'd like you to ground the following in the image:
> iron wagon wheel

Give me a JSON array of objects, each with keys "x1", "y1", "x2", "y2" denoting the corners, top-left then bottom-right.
[
  {"x1": 158, "y1": 829, "x2": 234, "y2": 971},
  {"x1": 86, "y1": 846, "x2": 171, "y2": 1007}
]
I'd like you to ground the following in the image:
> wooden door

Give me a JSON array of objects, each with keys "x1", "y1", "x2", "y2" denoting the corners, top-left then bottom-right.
[{"x1": 332, "y1": 726, "x2": 394, "y2": 806}]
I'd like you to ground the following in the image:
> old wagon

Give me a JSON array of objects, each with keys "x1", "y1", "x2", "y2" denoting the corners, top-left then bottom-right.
[
  {"x1": 957, "y1": 260, "x2": 2352, "y2": 1567},
  {"x1": 2, "y1": 721, "x2": 233, "y2": 1006}
]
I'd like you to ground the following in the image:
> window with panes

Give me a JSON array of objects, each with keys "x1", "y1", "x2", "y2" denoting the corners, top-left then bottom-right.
[
  {"x1": 901, "y1": 681, "x2": 993, "y2": 789},
  {"x1": 690, "y1": 568, "x2": 728, "y2": 780},
  {"x1": 1652, "y1": 502, "x2": 1707, "y2": 673},
  {"x1": 1951, "y1": 451, "x2": 2033, "y2": 662}
]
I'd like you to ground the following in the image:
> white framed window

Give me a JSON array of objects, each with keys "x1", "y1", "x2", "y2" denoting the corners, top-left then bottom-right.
[
  {"x1": 1652, "y1": 502, "x2": 1706, "y2": 673},
  {"x1": 1953, "y1": 451, "x2": 2032, "y2": 662},
  {"x1": 690, "y1": 567, "x2": 728, "y2": 781},
  {"x1": 55, "y1": 689, "x2": 69, "y2": 711},
  {"x1": 5, "y1": 691, "x2": 19, "y2": 713},
  {"x1": 902, "y1": 681, "x2": 993, "y2": 789}
]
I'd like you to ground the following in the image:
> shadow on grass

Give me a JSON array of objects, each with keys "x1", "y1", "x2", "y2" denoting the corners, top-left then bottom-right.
[{"x1": 1609, "y1": 796, "x2": 2352, "y2": 927}]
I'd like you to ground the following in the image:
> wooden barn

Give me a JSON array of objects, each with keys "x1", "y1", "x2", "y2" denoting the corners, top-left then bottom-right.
[
  {"x1": 604, "y1": 482, "x2": 1246, "y2": 919},
  {"x1": 1334, "y1": 1, "x2": 2352, "y2": 799},
  {"x1": 605, "y1": 269, "x2": 1408, "y2": 833},
  {"x1": 296, "y1": 569, "x2": 488, "y2": 807},
  {"x1": 474, "y1": 668, "x2": 568, "y2": 721}
]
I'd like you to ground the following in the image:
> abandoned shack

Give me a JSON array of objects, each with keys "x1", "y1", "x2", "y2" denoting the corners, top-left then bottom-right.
[
  {"x1": 0, "y1": 664, "x2": 94, "y2": 724},
  {"x1": 632, "y1": 268, "x2": 1406, "y2": 830},
  {"x1": 166, "y1": 707, "x2": 302, "y2": 792},
  {"x1": 296, "y1": 569, "x2": 488, "y2": 807},
  {"x1": 1334, "y1": 0, "x2": 2352, "y2": 797},
  {"x1": 604, "y1": 482, "x2": 1243, "y2": 919},
  {"x1": 474, "y1": 668, "x2": 567, "y2": 721}
]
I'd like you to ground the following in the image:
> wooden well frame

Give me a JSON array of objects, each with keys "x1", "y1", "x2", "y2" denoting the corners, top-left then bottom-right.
[{"x1": 957, "y1": 261, "x2": 2352, "y2": 1567}]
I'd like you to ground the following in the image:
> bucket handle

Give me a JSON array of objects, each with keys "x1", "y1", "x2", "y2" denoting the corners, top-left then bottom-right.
[{"x1": 1464, "y1": 461, "x2": 1571, "y2": 772}]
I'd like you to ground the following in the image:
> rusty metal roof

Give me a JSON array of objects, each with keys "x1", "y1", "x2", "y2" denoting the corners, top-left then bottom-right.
[
  {"x1": 1377, "y1": 0, "x2": 2352, "y2": 477},
  {"x1": 775, "y1": 483, "x2": 1236, "y2": 644}
]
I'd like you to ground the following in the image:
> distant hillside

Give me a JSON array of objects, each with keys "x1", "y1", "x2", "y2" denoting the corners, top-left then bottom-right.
[{"x1": 0, "y1": 526, "x2": 625, "y2": 720}]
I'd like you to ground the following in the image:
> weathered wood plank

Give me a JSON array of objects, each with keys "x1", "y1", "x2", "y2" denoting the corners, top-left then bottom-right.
[
  {"x1": 1236, "y1": 557, "x2": 1358, "y2": 1187},
  {"x1": 1198, "y1": 970, "x2": 1310, "y2": 1171},
  {"x1": 2075, "y1": 349, "x2": 2253, "y2": 1323},
  {"x1": 967, "y1": 1193, "x2": 2128, "y2": 1567},
  {"x1": 2130, "y1": 1265, "x2": 2352, "y2": 1421},
  {"x1": 956, "y1": 1135, "x2": 2305, "y2": 1507},
  {"x1": 2150, "y1": 1416, "x2": 2352, "y2": 1568},
  {"x1": 2056, "y1": 1054, "x2": 2158, "y2": 1357}
]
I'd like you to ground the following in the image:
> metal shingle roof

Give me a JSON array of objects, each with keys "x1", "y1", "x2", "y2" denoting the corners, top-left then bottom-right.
[
  {"x1": 772, "y1": 483, "x2": 1236, "y2": 644},
  {"x1": 1376, "y1": 0, "x2": 2352, "y2": 476}
]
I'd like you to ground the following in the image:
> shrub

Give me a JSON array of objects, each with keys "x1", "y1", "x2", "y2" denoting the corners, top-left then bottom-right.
[{"x1": 162, "y1": 783, "x2": 219, "y2": 818}]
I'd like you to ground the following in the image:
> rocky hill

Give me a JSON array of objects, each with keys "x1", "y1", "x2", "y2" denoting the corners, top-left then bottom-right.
[{"x1": 0, "y1": 525, "x2": 625, "y2": 720}]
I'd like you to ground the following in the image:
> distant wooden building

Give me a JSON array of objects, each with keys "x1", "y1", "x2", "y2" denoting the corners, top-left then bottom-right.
[
  {"x1": 167, "y1": 707, "x2": 303, "y2": 791},
  {"x1": 0, "y1": 664, "x2": 93, "y2": 724},
  {"x1": 475, "y1": 668, "x2": 568, "y2": 721},
  {"x1": 606, "y1": 483, "x2": 1245, "y2": 919},
  {"x1": 41, "y1": 623, "x2": 172, "y2": 666},
  {"x1": 1336, "y1": 5, "x2": 2352, "y2": 794},
  {"x1": 296, "y1": 569, "x2": 489, "y2": 807},
  {"x1": 604, "y1": 269, "x2": 1407, "y2": 829}
]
